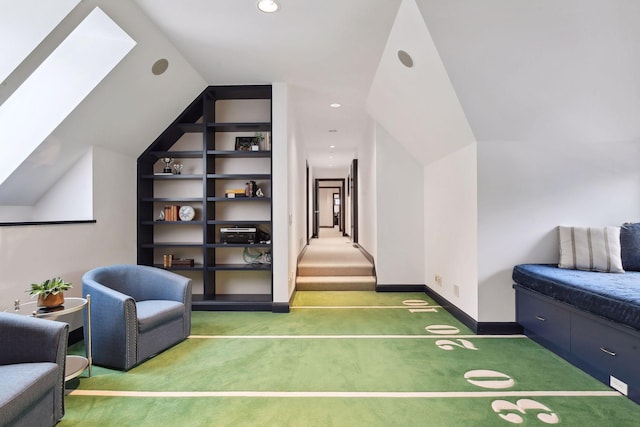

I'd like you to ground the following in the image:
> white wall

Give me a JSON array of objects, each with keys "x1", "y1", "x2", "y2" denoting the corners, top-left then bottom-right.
[
  {"x1": 286, "y1": 82, "x2": 310, "y2": 300},
  {"x1": 375, "y1": 124, "x2": 424, "y2": 285},
  {"x1": 355, "y1": 122, "x2": 377, "y2": 258},
  {"x1": 477, "y1": 140, "x2": 640, "y2": 322},
  {"x1": 424, "y1": 143, "x2": 478, "y2": 320},
  {"x1": 0, "y1": 145, "x2": 136, "y2": 312},
  {"x1": 32, "y1": 148, "x2": 93, "y2": 221},
  {"x1": 272, "y1": 82, "x2": 291, "y2": 304}
]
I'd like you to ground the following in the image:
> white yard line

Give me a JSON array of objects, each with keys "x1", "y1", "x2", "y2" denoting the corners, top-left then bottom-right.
[
  {"x1": 292, "y1": 306, "x2": 443, "y2": 309},
  {"x1": 69, "y1": 390, "x2": 621, "y2": 399},
  {"x1": 188, "y1": 335, "x2": 527, "y2": 339}
]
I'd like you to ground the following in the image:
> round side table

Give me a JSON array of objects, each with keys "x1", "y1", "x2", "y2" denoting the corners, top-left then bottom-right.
[{"x1": 6, "y1": 296, "x2": 92, "y2": 381}]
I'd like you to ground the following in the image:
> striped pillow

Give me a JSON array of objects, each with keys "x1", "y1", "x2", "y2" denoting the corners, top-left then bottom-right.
[{"x1": 558, "y1": 226, "x2": 624, "y2": 273}]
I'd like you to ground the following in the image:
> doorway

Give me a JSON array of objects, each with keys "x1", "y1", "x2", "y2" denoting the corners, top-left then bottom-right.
[{"x1": 313, "y1": 179, "x2": 345, "y2": 238}]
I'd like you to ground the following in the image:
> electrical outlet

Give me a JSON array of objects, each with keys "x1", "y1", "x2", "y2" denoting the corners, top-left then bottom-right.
[
  {"x1": 453, "y1": 285, "x2": 460, "y2": 297},
  {"x1": 610, "y1": 376, "x2": 628, "y2": 395},
  {"x1": 435, "y1": 275, "x2": 442, "y2": 286}
]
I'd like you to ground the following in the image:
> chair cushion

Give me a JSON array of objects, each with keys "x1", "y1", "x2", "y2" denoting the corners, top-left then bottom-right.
[
  {"x1": 136, "y1": 300, "x2": 185, "y2": 333},
  {"x1": 0, "y1": 363, "x2": 58, "y2": 424}
]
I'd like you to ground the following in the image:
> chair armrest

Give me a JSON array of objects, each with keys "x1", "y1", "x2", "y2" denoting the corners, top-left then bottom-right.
[
  {"x1": 0, "y1": 312, "x2": 68, "y2": 366},
  {"x1": 82, "y1": 278, "x2": 137, "y2": 370}
]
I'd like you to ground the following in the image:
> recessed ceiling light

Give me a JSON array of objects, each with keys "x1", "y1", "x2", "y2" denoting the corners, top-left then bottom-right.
[
  {"x1": 397, "y1": 50, "x2": 413, "y2": 68},
  {"x1": 330, "y1": 103, "x2": 341, "y2": 108},
  {"x1": 329, "y1": 145, "x2": 336, "y2": 148},
  {"x1": 328, "y1": 130, "x2": 337, "y2": 133},
  {"x1": 257, "y1": 0, "x2": 279, "y2": 13}
]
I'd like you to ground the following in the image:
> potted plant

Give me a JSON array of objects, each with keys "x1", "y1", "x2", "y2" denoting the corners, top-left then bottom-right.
[{"x1": 27, "y1": 277, "x2": 72, "y2": 308}]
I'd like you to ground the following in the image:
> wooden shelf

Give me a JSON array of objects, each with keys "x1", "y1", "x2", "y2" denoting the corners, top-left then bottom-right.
[
  {"x1": 206, "y1": 122, "x2": 271, "y2": 132},
  {"x1": 137, "y1": 85, "x2": 274, "y2": 311},
  {"x1": 208, "y1": 264, "x2": 272, "y2": 271},
  {"x1": 206, "y1": 174, "x2": 271, "y2": 180},
  {"x1": 206, "y1": 150, "x2": 271, "y2": 158}
]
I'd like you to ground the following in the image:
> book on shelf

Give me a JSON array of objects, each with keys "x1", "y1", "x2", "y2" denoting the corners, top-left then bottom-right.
[{"x1": 163, "y1": 205, "x2": 180, "y2": 221}]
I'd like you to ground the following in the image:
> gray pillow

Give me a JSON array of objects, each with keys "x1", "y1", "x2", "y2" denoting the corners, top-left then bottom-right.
[{"x1": 620, "y1": 223, "x2": 640, "y2": 271}]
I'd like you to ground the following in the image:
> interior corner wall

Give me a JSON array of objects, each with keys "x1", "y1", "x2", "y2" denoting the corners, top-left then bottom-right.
[
  {"x1": 31, "y1": 148, "x2": 93, "y2": 221},
  {"x1": 272, "y1": 82, "x2": 291, "y2": 303},
  {"x1": 477, "y1": 139, "x2": 640, "y2": 322},
  {"x1": 424, "y1": 143, "x2": 478, "y2": 320},
  {"x1": 0, "y1": 145, "x2": 136, "y2": 311},
  {"x1": 375, "y1": 124, "x2": 424, "y2": 285}
]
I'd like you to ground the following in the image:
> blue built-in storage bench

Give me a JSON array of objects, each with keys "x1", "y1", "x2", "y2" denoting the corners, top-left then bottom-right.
[{"x1": 513, "y1": 224, "x2": 640, "y2": 404}]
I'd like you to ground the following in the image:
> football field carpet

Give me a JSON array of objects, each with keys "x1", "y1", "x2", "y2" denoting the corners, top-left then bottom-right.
[{"x1": 62, "y1": 291, "x2": 640, "y2": 426}]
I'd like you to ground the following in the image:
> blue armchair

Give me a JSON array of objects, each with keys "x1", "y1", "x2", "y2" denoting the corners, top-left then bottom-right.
[
  {"x1": 0, "y1": 312, "x2": 68, "y2": 427},
  {"x1": 82, "y1": 264, "x2": 192, "y2": 371}
]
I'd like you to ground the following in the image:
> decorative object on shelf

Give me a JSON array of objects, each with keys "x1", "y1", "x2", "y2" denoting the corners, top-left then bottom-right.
[
  {"x1": 173, "y1": 163, "x2": 183, "y2": 174},
  {"x1": 179, "y1": 205, "x2": 195, "y2": 221},
  {"x1": 245, "y1": 180, "x2": 258, "y2": 197},
  {"x1": 163, "y1": 254, "x2": 173, "y2": 268},
  {"x1": 255, "y1": 132, "x2": 271, "y2": 151},
  {"x1": 235, "y1": 136, "x2": 260, "y2": 151},
  {"x1": 256, "y1": 188, "x2": 264, "y2": 197},
  {"x1": 158, "y1": 210, "x2": 165, "y2": 221},
  {"x1": 27, "y1": 277, "x2": 72, "y2": 308},
  {"x1": 161, "y1": 157, "x2": 174, "y2": 173},
  {"x1": 263, "y1": 132, "x2": 271, "y2": 151}
]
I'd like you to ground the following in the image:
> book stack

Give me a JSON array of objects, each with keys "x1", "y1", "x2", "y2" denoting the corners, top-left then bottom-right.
[
  {"x1": 225, "y1": 189, "x2": 246, "y2": 198},
  {"x1": 164, "y1": 205, "x2": 180, "y2": 221},
  {"x1": 171, "y1": 258, "x2": 195, "y2": 267}
]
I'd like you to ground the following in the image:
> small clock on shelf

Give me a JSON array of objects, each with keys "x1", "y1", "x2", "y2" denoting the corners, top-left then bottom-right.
[{"x1": 179, "y1": 205, "x2": 195, "y2": 221}]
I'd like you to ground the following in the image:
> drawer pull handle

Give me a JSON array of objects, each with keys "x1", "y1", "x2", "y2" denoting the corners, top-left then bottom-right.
[
  {"x1": 599, "y1": 347, "x2": 617, "y2": 357},
  {"x1": 535, "y1": 315, "x2": 546, "y2": 321}
]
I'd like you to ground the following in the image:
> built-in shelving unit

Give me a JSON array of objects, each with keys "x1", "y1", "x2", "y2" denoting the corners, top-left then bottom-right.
[{"x1": 137, "y1": 85, "x2": 273, "y2": 311}]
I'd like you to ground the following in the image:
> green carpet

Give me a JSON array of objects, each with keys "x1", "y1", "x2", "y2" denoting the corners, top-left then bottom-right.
[{"x1": 62, "y1": 291, "x2": 640, "y2": 426}]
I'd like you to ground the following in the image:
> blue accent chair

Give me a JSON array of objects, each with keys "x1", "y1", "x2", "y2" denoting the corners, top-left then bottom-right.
[
  {"x1": 0, "y1": 312, "x2": 68, "y2": 427},
  {"x1": 82, "y1": 264, "x2": 192, "y2": 371}
]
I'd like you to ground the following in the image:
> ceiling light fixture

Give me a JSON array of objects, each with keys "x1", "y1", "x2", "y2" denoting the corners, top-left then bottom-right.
[
  {"x1": 257, "y1": 0, "x2": 279, "y2": 13},
  {"x1": 330, "y1": 103, "x2": 341, "y2": 108},
  {"x1": 329, "y1": 145, "x2": 336, "y2": 148}
]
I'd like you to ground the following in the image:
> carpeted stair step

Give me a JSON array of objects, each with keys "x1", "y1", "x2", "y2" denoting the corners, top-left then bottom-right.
[
  {"x1": 297, "y1": 263, "x2": 374, "y2": 277},
  {"x1": 296, "y1": 276, "x2": 376, "y2": 291}
]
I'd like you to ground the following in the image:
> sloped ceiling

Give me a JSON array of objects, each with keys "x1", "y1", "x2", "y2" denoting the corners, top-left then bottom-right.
[
  {"x1": 416, "y1": 0, "x2": 640, "y2": 144},
  {"x1": 134, "y1": 0, "x2": 401, "y2": 170},
  {"x1": 366, "y1": 0, "x2": 476, "y2": 166},
  {"x1": 0, "y1": 0, "x2": 206, "y2": 205}
]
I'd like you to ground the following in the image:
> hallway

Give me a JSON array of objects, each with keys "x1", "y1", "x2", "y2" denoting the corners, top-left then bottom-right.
[{"x1": 296, "y1": 227, "x2": 376, "y2": 291}]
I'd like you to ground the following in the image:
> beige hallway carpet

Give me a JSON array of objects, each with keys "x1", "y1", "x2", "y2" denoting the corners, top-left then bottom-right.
[{"x1": 296, "y1": 227, "x2": 376, "y2": 290}]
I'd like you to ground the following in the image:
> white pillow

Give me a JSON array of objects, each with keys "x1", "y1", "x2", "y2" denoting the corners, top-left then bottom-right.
[{"x1": 558, "y1": 226, "x2": 624, "y2": 273}]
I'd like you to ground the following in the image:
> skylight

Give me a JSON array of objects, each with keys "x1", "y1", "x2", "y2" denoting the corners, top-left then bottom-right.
[
  {"x1": 0, "y1": 7, "x2": 136, "y2": 186},
  {"x1": 0, "y1": 0, "x2": 80, "y2": 84}
]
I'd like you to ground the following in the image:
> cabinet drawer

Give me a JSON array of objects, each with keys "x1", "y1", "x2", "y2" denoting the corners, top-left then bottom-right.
[
  {"x1": 515, "y1": 288, "x2": 571, "y2": 354},
  {"x1": 571, "y1": 312, "x2": 640, "y2": 387}
]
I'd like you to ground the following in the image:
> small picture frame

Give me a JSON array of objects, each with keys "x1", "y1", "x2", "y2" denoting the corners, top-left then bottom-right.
[{"x1": 235, "y1": 136, "x2": 260, "y2": 151}]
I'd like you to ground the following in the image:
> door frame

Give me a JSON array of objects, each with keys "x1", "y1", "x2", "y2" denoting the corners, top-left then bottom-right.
[{"x1": 314, "y1": 178, "x2": 345, "y2": 236}]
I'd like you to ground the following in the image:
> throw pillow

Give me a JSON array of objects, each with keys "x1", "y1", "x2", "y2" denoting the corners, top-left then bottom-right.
[
  {"x1": 558, "y1": 226, "x2": 624, "y2": 273},
  {"x1": 620, "y1": 223, "x2": 640, "y2": 271}
]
